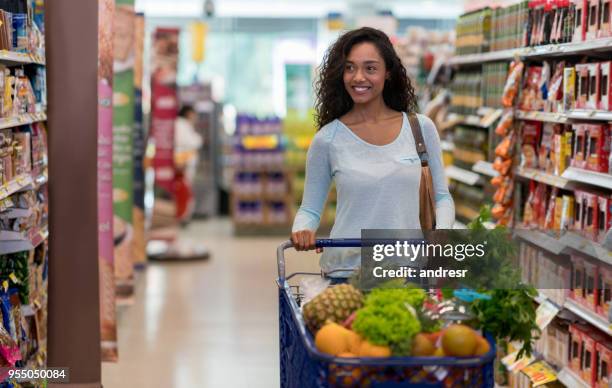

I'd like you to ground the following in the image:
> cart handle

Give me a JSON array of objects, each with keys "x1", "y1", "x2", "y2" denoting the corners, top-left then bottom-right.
[
  {"x1": 277, "y1": 238, "x2": 423, "y2": 281},
  {"x1": 277, "y1": 238, "x2": 366, "y2": 282}
]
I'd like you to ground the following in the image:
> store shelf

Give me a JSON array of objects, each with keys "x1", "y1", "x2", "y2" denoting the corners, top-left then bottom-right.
[
  {"x1": 450, "y1": 37, "x2": 612, "y2": 66},
  {"x1": 472, "y1": 161, "x2": 499, "y2": 178},
  {"x1": 446, "y1": 165, "x2": 482, "y2": 185},
  {"x1": 453, "y1": 221, "x2": 467, "y2": 229},
  {"x1": 514, "y1": 228, "x2": 566, "y2": 255},
  {"x1": 557, "y1": 367, "x2": 589, "y2": 388},
  {"x1": 564, "y1": 298, "x2": 611, "y2": 335},
  {"x1": 0, "y1": 50, "x2": 45, "y2": 66},
  {"x1": 447, "y1": 108, "x2": 502, "y2": 129},
  {"x1": 516, "y1": 110, "x2": 570, "y2": 124},
  {"x1": 561, "y1": 167, "x2": 612, "y2": 190},
  {"x1": 0, "y1": 174, "x2": 34, "y2": 201},
  {"x1": 560, "y1": 232, "x2": 612, "y2": 266},
  {"x1": 0, "y1": 226, "x2": 48, "y2": 255},
  {"x1": 566, "y1": 109, "x2": 612, "y2": 121},
  {"x1": 0, "y1": 112, "x2": 47, "y2": 130},
  {"x1": 449, "y1": 48, "x2": 517, "y2": 65},
  {"x1": 515, "y1": 167, "x2": 574, "y2": 189}
]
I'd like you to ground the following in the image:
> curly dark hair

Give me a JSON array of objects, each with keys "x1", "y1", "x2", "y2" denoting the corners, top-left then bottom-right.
[{"x1": 314, "y1": 27, "x2": 417, "y2": 129}]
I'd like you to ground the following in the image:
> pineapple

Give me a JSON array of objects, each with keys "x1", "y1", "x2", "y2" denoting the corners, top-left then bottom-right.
[{"x1": 302, "y1": 284, "x2": 364, "y2": 333}]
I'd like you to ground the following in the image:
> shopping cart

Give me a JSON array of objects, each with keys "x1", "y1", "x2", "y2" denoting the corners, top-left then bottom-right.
[{"x1": 277, "y1": 238, "x2": 496, "y2": 388}]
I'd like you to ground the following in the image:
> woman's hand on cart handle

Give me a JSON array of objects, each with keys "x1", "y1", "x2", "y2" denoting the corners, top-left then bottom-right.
[{"x1": 291, "y1": 230, "x2": 323, "y2": 253}]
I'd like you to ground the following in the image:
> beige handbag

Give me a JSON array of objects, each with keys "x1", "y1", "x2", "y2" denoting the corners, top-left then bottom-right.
[{"x1": 408, "y1": 113, "x2": 436, "y2": 230}]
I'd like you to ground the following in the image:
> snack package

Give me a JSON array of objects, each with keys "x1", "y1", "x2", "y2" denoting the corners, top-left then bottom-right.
[
  {"x1": 572, "y1": 124, "x2": 588, "y2": 169},
  {"x1": 561, "y1": 194, "x2": 575, "y2": 232},
  {"x1": 571, "y1": 257, "x2": 586, "y2": 305},
  {"x1": 600, "y1": 61, "x2": 611, "y2": 111},
  {"x1": 596, "y1": 341, "x2": 612, "y2": 387},
  {"x1": 597, "y1": 195, "x2": 611, "y2": 244},
  {"x1": 585, "y1": 191, "x2": 600, "y2": 241},
  {"x1": 491, "y1": 174, "x2": 505, "y2": 187},
  {"x1": 520, "y1": 66, "x2": 544, "y2": 111},
  {"x1": 581, "y1": 327, "x2": 598, "y2": 385},
  {"x1": 521, "y1": 121, "x2": 542, "y2": 168},
  {"x1": 576, "y1": 63, "x2": 590, "y2": 109},
  {"x1": 583, "y1": 259, "x2": 599, "y2": 312},
  {"x1": 586, "y1": 124, "x2": 610, "y2": 173},
  {"x1": 539, "y1": 123, "x2": 556, "y2": 172},
  {"x1": 597, "y1": 265, "x2": 612, "y2": 318},
  {"x1": 493, "y1": 179, "x2": 514, "y2": 206},
  {"x1": 586, "y1": 0, "x2": 601, "y2": 40},
  {"x1": 496, "y1": 131, "x2": 517, "y2": 159},
  {"x1": 545, "y1": 187, "x2": 559, "y2": 229},
  {"x1": 493, "y1": 156, "x2": 514, "y2": 176},
  {"x1": 572, "y1": 0, "x2": 588, "y2": 42},
  {"x1": 587, "y1": 63, "x2": 601, "y2": 110},
  {"x1": 547, "y1": 61, "x2": 565, "y2": 112},
  {"x1": 502, "y1": 60, "x2": 525, "y2": 107},
  {"x1": 495, "y1": 109, "x2": 514, "y2": 136},
  {"x1": 563, "y1": 67, "x2": 576, "y2": 111},
  {"x1": 600, "y1": 0, "x2": 612, "y2": 38}
]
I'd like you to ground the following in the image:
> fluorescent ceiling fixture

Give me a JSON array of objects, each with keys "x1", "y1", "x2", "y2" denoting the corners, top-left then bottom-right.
[{"x1": 136, "y1": 0, "x2": 462, "y2": 19}]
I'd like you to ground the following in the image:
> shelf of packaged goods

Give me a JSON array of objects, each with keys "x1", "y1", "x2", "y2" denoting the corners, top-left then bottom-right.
[
  {"x1": 472, "y1": 161, "x2": 499, "y2": 178},
  {"x1": 0, "y1": 50, "x2": 45, "y2": 66},
  {"x1": 514, "y1": 228, "x2": 566, "y2": 255},
  {"x1": 515, "y1": 110, "x2": 570, "y2": 124},
  {"x1": 0, "y1": 174, "x2": 34, "y2": 201},
  {"x1": 0, "y1": 112, "x2": 46, "y2": 130},
  {"x1": 0, "y1": 226, "x2": 48, "y2": 255},
  {"x1": 450, "y1": 37, "x2": 612, "y2": 66},
  {"x1": 560, "y1": 232, "x2": 612, "y2": 266},
  {"x1": 445, "y1": 165, "x2": 483, "y2": 186},
  {"x1": 515, "y1": 167, "x2": 574, "y2": 189},
  {"x1": 561, "y1": 167, "x2": 612, "y2": 190},
  {"x1": 557, "y1": 367, "x2": 590, "y2": 388},
  {"x1": 447, "y1": 111, "x2": 501, "y2": 129},
  {"x1": 564, "y1": 298, "x2": 611, "y2": 336}
]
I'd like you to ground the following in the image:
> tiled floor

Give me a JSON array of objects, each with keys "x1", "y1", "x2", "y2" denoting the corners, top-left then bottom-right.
[{"x1": 102, "y1": 218, "x2": 318, "y2": 388}]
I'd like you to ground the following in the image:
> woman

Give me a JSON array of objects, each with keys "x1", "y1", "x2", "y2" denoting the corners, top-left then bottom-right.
[{"x1": 291, "y1": 27, "x2": 454, "y2": 277}]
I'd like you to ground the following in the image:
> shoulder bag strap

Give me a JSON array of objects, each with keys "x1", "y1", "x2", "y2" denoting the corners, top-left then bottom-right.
[{"x1": 407, "y1": 113, "x2": 429, "y2": 167}]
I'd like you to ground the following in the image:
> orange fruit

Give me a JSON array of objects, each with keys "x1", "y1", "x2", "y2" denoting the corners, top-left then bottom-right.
[
  {"x1": 337, "y1": 352, "x2": 357, "y2": 358},
  {"x1": 441, "y1": 324, "x2": 477, "y2": 357},
  {"x1": 474, "y1": 335, "x2": 490, "y2": 356},
  {"x1": 412, "y1": 333, "x2": 435, "y2": 356},
  {"x1": 433, "y1": 347, "x2": 446, "y2": 357},
  {"x1": 358, "y1": 340, "x2": 392, "y2": 357},
  {"x1": 346, "y1": 330, "x2": 362, "y2": 354},
  {"x1": 315, "y1": 322, "x2": 350, "y2": 356}
]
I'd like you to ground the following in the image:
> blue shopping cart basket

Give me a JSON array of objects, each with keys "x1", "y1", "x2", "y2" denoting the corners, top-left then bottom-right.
[{"x1": 276, "y1": 238, "x2": 496, "y2": 388}]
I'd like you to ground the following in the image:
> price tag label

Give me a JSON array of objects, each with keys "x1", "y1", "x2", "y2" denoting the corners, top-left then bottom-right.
[{"x1": 9, "y1": 273, "x2": 19, "y2": 284}]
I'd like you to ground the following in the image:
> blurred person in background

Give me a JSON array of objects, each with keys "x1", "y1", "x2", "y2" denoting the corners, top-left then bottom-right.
[{"x1": 174, "y1": 105, "x2": 203, "y2": 222}]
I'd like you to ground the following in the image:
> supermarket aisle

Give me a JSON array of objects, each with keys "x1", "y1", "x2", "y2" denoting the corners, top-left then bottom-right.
[{"x1": 102, "y1": 218, "x2": 315, "y2": 388}]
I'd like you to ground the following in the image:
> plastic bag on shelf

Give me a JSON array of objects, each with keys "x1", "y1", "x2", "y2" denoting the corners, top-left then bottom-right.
[{"x1": 502, "y1": 60, "x2": 525, "y2": 108}]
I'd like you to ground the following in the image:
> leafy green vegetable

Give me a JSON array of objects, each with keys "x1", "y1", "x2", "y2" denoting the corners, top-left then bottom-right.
[
  {"x1": 352, "y1": 303, "x2": 421, "y2": 356},
  {"x1": 471, "y1": 287, "x2": 540, "y2": 359},
  {"x1": 352, "y1": 287, "x2": 425, "y2": 355},
  {"x1": 365, "y1": 287, "x2": 426, "y2": 309}
]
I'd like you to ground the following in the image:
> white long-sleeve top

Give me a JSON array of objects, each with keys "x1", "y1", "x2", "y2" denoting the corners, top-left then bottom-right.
[
  {"x1": 292, "y1": 112, "x2": 455, "y2": 275},
  {"x1": 174, "y1": 117, "x2": 203, "y2": 154}
]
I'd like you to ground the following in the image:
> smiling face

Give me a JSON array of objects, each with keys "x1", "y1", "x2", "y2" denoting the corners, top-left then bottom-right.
[{"x1": 343, "y1": 42, "x2": 388, "y2": 106}]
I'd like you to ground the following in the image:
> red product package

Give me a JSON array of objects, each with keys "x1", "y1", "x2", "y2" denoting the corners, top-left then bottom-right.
[
  {"x1": 569, "y1": 324, "x2": 584, "y2": 373},
  {"x1": 600, "y1": 62, "x2": 611, "y2": 111},
  {"x1": 597, "y1": 264, "x2": 612, "y2": 318},
  {"x1": 520, "y1": 66, "x2": 543, "y2": 111},
  {"x1": 586, "y1": 124, "x2": 610, "y2": 173},
  {"x1": 537, "y1": 183, "x2": 549, "y2": 229},
  {"x1": 547, "y1": 61, "x2": 565, "y2": 112},
  {"x1": 573, "y1": 0, "x2": 588, "y2": 42},
  {"x1": 572, "y1": 124, "x2": 588, "y2": 169},
  {"x1": 576, "y1": 64, "x2": 590, "y2": 109},
  {"x1": 582, "y1": 329, "x2": 599, "y2": 386},
  {"x1": 596, "y1": 341, "x2": 612, "y2": 388},
  {"x1": 574, "y1": 190, "x2": 585, "y2": 233},
  {"x1": 587, "y1": 0, "x2": 601, "y2": 40},
  {"x1": 600, "y1": 0, "x2": 612, "y2": 38},
  {"x1": 571, "y1": 254, "x2": 586, "y2": 303},
  {"x1": 584, "y1": 191, "x2": 600, "y2": 241},
  {"x1": 583, "y1": 259, "x2": 599, "y2": 310},
  {"x1": 539, "y1": 123, "x2": 556, "y2": 172},
  {"x1": 587, "y1": 63, "x2": 601, "y2": 110},
  {"x1": 520, "y1": 121, "x2": 542, "y2": 168},
  {"x1": 502, "y1": 60, "x2": 525, "y2": 107},
  {"x1": 598, "y1": 195, "x2": 612, "y2": 243}
]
